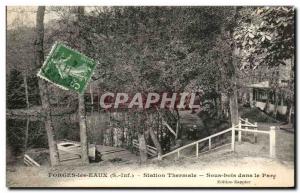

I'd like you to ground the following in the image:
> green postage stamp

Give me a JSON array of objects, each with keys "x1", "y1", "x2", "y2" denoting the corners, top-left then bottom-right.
[{"x1": 37, "y1": 42, "x2": 96, "y2": 94}]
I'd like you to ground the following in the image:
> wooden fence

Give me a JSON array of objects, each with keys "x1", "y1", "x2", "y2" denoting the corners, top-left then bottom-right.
[
  {"x1": 24, "y1": 154, "x2": 40, "y2": 167},
  {"x1": 132, "y1": 139, "x2": 158, "y2": 157},
  {"x1": 159, "y1": 117, "x2": 277, "y2": 160}
]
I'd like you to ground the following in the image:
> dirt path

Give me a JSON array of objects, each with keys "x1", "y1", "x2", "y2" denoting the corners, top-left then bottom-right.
[
  {"x1": 7, "y1": 127, "x2": 294, "y2": 187},
  {"x1": 7, "y1": 118, "x2": 294, "y2": 187}
]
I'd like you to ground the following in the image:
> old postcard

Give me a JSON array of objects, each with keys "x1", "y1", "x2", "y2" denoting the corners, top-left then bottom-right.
[{"x1": 6, "y1": 6, "x2": 295, "y2": 188}]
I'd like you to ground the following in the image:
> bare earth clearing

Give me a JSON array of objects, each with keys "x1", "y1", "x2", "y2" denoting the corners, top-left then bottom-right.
[{"x1": 7, "y1": 124, "x2": 294, "y2": 187}]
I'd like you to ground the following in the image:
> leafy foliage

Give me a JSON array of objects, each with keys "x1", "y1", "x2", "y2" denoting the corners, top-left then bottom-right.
[{"x1": 234, "y1": 7, "x2": 294, "y2": 69}]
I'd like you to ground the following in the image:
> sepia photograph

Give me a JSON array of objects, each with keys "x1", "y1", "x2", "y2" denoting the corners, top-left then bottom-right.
[{"x1": 5, "y1": 6, "x2": 295, "y2": 188}]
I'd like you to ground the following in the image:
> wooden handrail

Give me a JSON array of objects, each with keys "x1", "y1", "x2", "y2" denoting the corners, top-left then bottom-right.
[
  {"x1": 159, "y1": 118, "x2": 276, "y2": 160},
  {"x1": 132, "y1": 139, "x2": 158, "y2": 156},
  {"x1": 24, "y1": 154, "x2": 40, "y2": 167},
  {"x1": 160, "y1": 127, "x2": 233, "y2": 159},
  {"x1": 235, "y1": 128, "x2": 269, "y2": 134},
  {"x1": 240, "y1": 124, "x2": 257, "y2": 128},
  {"x1": 239, "y1": 117, "x2": 256, "y2": 126},
  {"x1": 147, "y1": 146, "x2": 157, "y2": 152},
  {"x1": 162, "y1": 120, "x2": 177, "y2": 137},
  {"x1": 159, "y1": 119, "x2": 258, "y2": 160}
]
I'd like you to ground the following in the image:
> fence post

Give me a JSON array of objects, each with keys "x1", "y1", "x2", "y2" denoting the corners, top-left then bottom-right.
[
  {"x1": 270, "y1": 126, "x2": 276, "y2": 158},
  {"x1": 196, "y1": 143, "x2": 199, "y2": 158},
  {"x1": 238, "y1": 119, "x2": 242, "y2": 143},
  {"x1": 245, "y1": 118, "x2": 249, "y2": 138},
  {"x1": 158, "y1": 154, "x2": 162, "y2": 160},
  {"x1": 231, "y1": 127, "x2": 235, "y2": 151},
  {"x1": 254, "y1": 122, "x2": 258, "y2": 143},
  {"x1": 177, "y1": 150, "x2": 180, "y2": 159},
  {"x1": 208, "y1": 138, "x2": 212, "y2": 150}
]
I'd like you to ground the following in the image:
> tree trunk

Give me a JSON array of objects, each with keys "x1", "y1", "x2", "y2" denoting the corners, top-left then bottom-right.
[
  {"x1": 23, "y1": 74, "x2": 29, "y2": 108},
  {"x1": 138, "y1": 133, "x2": 148, "y2": 163},
  {"x1": 35, "y1": 6, "x2": 60, "y2": 166},
  {"x1": 216, "y1": 95, "x2": 223, "y2": 119},
  {"x1": 74, "y1": 6, "x2": 90, "y2": 164},
  {"x1": 229, "y1": 89, "x2": 239, "y2": 126},
  {"x1": 149, "y1": 127, "x2": 162, "y2": 157},
  {"x1": 90, "y1": 83, "x2": 96, "y2": 143},
  {"x1": 286, "y1": 101, "x2": 293, "y2": 124},
  {"x1": 23, "y1": 74, "x2": 30, "y2": 153},
  {"x1": 175, "y1": 109, "x2": 181, "y2": 139},
  {"x1": 175, "y1": 121, "x2": 179, "y2": 139},
  {"x1": 24, "y1": 118, "x2": 29, "y2": 153},
  {"x1": 286, "y1": 55, "x2": 294, "y2": 125},
  {"x1": 79, "y1": 94, "x2": 89, "y2": 164},
  {"x1": 228, "y1": 7, "x2": 240, "y2": 126},
  {"x1": 273, "y1": 91, "x2": 279, "y2": 118}
]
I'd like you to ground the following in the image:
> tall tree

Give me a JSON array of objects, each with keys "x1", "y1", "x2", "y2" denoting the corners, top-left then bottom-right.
[
  {"x1": 146, "y1": 112, "x2": 163, "y2": 157},
  {"x1": 78, "y1": 94, "x2": 89, "y2": 164},
  {"x1": 213, "y1": 7, "x2": 240, "y2": 126},
  {"x1": 228, "y1": 7, "x2": 240, "y2": 126},
  {"x1": 23, "y1": 74, "x2": 30, "y2": 153},
  {"x1": 34, "y1": 6, "x2": 60, "y2": 166},
  {"x1": 76, "y1": 6, "x2": 90, "y2": 164}
]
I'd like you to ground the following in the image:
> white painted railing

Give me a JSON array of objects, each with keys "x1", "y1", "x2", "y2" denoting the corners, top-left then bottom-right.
[
  {"x1": 239, "y1": 118, "x2": 258, "y2": 143},
  {"x1": 24, "y1": 154, "x2": 40, "y2": 167},
  {"x1": 237, "y1": 118, "x2": 276, "y2": 158},
  {"x1": 159, "y1": 117, "x2": 277, "y2": 160},
  {"x1": 159, "y1": 127, "x2": 233, "y2": 160}
]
